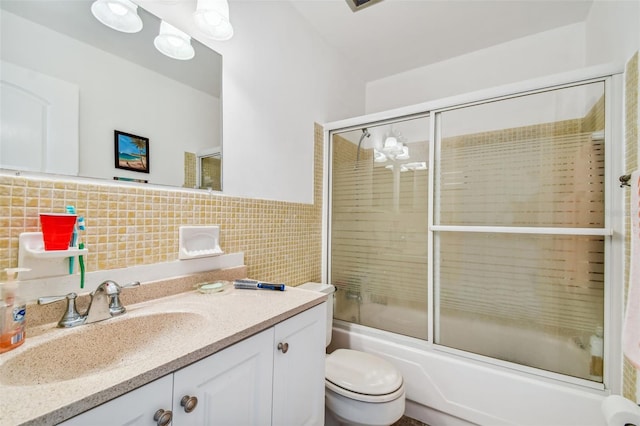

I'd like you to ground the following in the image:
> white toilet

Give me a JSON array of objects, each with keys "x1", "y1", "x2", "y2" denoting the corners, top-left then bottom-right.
[{"x1": 299, "y1": 282, "x2": 406, "y2": 426}]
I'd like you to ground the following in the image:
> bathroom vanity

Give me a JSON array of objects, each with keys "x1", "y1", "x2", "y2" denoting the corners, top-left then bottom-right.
[
  {"x1": 62, "y1": 305, "x2": 325, "y2": 425},
  {"x1": 0, "y1": 283, "x2": 327, "y2": 425}
]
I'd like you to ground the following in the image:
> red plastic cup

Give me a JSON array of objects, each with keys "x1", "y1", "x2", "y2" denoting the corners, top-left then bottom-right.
[{"x1": 40, "y1": 213, "x2": 77, "y2": 251}]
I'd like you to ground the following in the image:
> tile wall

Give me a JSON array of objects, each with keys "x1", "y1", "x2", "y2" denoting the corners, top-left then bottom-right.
[
  {"x1": 623, "y1": 52, "x2": 639, "y2": 401},
  {"x1": 0, "y1": 125, "x2": 324, "y2": 287}
]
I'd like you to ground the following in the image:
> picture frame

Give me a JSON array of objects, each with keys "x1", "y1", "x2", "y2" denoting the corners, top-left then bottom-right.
[{"x1": 114, "y1": 130, "x2": 149, "y2": 173}]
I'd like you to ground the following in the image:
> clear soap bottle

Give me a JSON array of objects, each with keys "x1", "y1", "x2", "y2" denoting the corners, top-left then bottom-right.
[{"x1": 0, "y1": 268, "x2": 27, "y2": 353}]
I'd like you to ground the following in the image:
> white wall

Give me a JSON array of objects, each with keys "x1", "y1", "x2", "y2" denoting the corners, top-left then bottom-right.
[
  {"x1": 365, "y1": 0, "x2": 640, "y2": 115},
  {"x1": 143, "y1": 1, "x2": 367, "y2": 204},
  {"x1": 585, "y1": 0, "x2": 640, "y2": 67},
  {"x1": 365, "y1": 23, "x2": 586, "y2": 114}
]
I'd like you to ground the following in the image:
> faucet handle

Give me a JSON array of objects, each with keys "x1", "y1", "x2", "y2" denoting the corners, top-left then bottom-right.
[
  {"x1": 38, "y1": 293, "x2": 86, "y2": 328},
  {"x1": 38, "y1": 293, "x2": 75, "y2": 305},
  {"x1": 121, "y1": 281, "x2": 141, "y2": 289},
  {"x1": 108, "y1": 281, "x2": 141, "y2": 316},
  {"x1": 94, "y1": 280, "x2": 121, "y2": 296}
]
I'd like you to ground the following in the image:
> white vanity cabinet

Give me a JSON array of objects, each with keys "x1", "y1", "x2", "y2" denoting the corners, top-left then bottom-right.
[
  {"x1": 172, "y1": 327, "x2": 275, "y2": 425},
  {"x1": 272, "y1": 303, "x2": 326, "y2": 426},
  {"x1": 60, "y1": 303, "x2": 326, "y2": 426},
  {"x1": 60, "y1": 375, "x2": 173, "y2": 426}
]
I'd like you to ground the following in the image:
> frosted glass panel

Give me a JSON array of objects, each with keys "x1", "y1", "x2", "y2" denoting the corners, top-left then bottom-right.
[
  {"x1": 437, "y1": 82, "x2": 605, "y2": 228},
  {"x1": 331, "y1": 116, "x2": 429, "y2": 340},
  {"x1": 434, "y1": 81, "x2": 607, "y2": 382},
  {"x1": 436, "y1": 232, "x2": 604, "y2": 381}
]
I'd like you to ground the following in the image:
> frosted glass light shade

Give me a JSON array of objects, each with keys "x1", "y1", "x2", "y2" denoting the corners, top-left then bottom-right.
[
  {"x1": 384, "y1": 136, "x2": 398, "y2": 148},
  {"x1": 154, "y1": 21, "x2": 195, "y2": 61},
  {"x1": 194, "y1": 0, "x2": 234, "y2": 41},
  {"x1": 382, "y1": 137, "x2": 405, "y2": 156},
  {"x1": 374, "y1": 149, "x2": 387, "y2": 163},
  {"x1": 91, "y1": 0, "x2": 143, "y2": 33},
  {"x1": 395, "y1": 145, "x2": 410, "y2": 160}
]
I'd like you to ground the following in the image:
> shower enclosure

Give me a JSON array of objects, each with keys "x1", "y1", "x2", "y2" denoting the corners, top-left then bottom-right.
[{"x1": 329, "y1": 79, "x2": 611, "y2": 384}]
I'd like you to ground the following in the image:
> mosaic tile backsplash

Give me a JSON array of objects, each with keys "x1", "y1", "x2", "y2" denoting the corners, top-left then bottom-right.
[{"x1": 0, "y1": 124, "x2": 324, "y2": 287}]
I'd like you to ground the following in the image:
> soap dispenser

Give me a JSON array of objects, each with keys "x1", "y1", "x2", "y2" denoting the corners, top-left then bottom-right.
[{"x1": 0, "y1": 268, "x2": 28, "y2": 353}]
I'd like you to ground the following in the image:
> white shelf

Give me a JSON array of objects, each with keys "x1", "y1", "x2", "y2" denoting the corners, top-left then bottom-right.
[
  {"x1": 179, "y1": 226, "x2": 223, "y2": 260},
  {"x1": 23, "y1": 245, "x2": 88, "y2": 258},
  {"x1": 18, "y1": 232, "x2": 88, "y2": 280}
]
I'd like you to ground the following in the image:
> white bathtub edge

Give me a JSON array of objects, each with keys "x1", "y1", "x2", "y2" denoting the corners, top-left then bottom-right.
[{"x1": 330, "y1": 322, "x2": 608, "y2": 426}]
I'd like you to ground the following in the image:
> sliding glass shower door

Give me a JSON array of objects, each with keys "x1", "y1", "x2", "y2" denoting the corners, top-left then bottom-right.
[
  {"x1": 328, "y1": 77, "x2": 612, "y2": 384},
  {"x1": 433, "y1": 81, "x2": 607, "y2": 382},
  {"x1": 330, "y1": 116, "x2": 430, "y2": 340}
]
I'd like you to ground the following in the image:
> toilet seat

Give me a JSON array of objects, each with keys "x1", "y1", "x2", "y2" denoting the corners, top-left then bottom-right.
[
  {"x1": 326, "y1": 378, "x2": 405, "y2": 403},
  {"x1": 325, "y1": 349, "x2": 404, "y2": 403}
]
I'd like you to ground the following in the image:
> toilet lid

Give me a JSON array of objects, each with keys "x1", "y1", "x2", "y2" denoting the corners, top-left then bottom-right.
[{"x1": 325, "y1": 349, "x2": 403, "y2": 396}]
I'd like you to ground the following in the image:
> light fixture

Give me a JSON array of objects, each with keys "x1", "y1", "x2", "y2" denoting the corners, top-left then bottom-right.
[
  {"x1": 194, "y1": 0, "x2": 234, "y2": 41},
  {"x1": 380, "y1": 137, "x2": 408, "y2": 159},
  {"x1": 374, "y1": 128, "x2": 413, "y2": 163},
  {"x1": 154, "y1": 21, "x2": 195, "y2": 61},
  {"x1": 403, "y1": 162, "x2": 427, "y2": 171},
  {"x1": 374, "y1": 149, "x2": 387, "y2": 163},
  {"x1": 91, "y1": 0, "x2": 143, "y2": 33},
  {"x1": 395, "y1": 145, "x2": 410, "y2": 160}
]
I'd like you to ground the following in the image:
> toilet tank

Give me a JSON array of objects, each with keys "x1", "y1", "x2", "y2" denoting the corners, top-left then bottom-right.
[{"x1": 299, "y1": 282, "x2": 335, "y2": 347}]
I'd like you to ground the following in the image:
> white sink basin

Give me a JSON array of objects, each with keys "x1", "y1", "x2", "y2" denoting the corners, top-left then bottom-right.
[{"x1": 0, "y1": 312, "x2": 204, "y2": 386}]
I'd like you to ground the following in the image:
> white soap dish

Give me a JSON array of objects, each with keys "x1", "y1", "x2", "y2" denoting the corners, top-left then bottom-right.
[{"x1": 179, "y1": 226, "x2": 223, "y2": 260}]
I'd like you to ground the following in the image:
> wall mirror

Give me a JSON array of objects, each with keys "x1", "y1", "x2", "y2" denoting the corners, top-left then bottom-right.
[{"x1": 0, "y1": 0, "x2": 222, "y2": 191}]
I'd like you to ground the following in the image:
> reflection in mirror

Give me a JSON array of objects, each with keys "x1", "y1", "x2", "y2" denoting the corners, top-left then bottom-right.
[
  {"x1": 197, "y1": 148, "x2": 221, "y2": 191},
  {"x1": 0, "y1": 0, "x2": 222, "y2": 190}
]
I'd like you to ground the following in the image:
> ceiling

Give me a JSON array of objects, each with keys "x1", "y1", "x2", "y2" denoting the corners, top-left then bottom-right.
[{"x1": 288, "y1": 0, "x2": 594, "y2": 82}]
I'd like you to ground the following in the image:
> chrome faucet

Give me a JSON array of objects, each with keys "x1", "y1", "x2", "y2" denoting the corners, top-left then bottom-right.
[{"x1": 38, "y1": 280, "x2": 140, "y2": 328}]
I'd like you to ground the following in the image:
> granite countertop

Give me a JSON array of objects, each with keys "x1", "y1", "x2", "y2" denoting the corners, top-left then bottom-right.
[{"x1": 0, "y1": 284, "x2": 326, "y2": 425}]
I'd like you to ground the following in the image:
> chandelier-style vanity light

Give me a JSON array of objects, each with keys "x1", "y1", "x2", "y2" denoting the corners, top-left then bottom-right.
[
  {"x1": 91, "y1": 0, "x2": 233, "y2": 61},
  {"x1": 154, "y1": 21, "x2": 195, "y2": 60},
  {"x1": 375, "y1": 132, "x2": 410, "y2": 163},
  {"x1": 91, "y1": 0, "x2": 143, "y2": 33},
  {"x1": 194, "y1": 0, "x2": 234, "y2": 41}
]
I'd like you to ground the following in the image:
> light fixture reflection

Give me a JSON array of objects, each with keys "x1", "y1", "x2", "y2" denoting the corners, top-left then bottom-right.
[
  {"x1": 91, "y1": 0, "x2": 143, "y2": 33},
  {"x1": 194, "y1": 0, "x2": 234, "y2": 41},
  {"x1": 154, "y1": 21, "x2": 195, "y2": 61}
]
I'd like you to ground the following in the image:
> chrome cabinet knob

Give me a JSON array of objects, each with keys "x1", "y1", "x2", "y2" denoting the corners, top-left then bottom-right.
[
  {"x1": 180, "y1": 395, "x2": 198, "y2": 413},
  {"x1": 277, "y1": 342, "x2": 289, "y2": 353},
  {"x1": 153, "y1": 409, "x2": 172, "y2": 426}
]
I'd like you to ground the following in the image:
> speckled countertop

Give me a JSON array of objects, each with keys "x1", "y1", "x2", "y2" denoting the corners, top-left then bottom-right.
[{"x1": 0, "y1": 275, "x2": 326, "y2": 426}]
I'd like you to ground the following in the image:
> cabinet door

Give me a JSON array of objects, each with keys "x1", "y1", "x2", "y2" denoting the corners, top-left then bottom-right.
[
  {"x1": 272, "y1": 303, "x2": 327, "y2": 426},
  {"x1": 172, "y1": 328, "x2": 274, "y2": 426},
  {"x1": 59, "y1": 375, "x2": 173, "y2": 426}
]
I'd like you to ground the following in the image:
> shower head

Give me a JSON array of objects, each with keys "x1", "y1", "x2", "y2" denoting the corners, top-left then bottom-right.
[{"x1": 355, "y1": 128, "x2": 371, "y2": 168}]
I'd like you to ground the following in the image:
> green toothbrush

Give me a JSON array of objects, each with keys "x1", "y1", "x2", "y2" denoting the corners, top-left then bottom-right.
[{"x1": 78, "y1": 217, "x2": 86, "y2": 289}]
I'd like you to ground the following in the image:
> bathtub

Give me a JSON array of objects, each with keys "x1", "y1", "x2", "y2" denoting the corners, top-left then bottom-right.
[{"x1": 330, "y1": 303, "x2": 608, "y2": 426}]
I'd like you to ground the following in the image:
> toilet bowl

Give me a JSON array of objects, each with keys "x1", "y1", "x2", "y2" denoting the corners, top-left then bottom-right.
[
  {"x1": 325, "y1": 348, "x2": 406, "y2": 426},
  {"x1": 298, "y1": 283, "x2": 406, "y2": 426}
]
